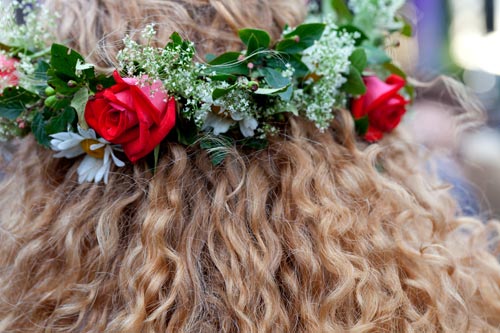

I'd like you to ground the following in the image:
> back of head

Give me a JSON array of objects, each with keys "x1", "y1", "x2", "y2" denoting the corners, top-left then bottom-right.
[{"x1": 1, "y1": 1, "x2": 500, "y2": 332}]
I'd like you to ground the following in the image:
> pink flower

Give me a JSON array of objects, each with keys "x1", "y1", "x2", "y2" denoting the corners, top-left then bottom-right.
[{"x1": 0, "y1": 54, "x2": 19, "y2": 88}]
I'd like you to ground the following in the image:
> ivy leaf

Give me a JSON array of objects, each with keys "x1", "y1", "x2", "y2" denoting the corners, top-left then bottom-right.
[
  {"x1": 45, "y1": 107, "x2": 76, "y2": 135},
  {"x1": 0, "y1": 87, "x2": 39, "y2": 120},
  {"x1": 342, "y1": 66, "x2": 366, "y2": 95},
  {"x1": 349, "y1": 48, "x2": 367, "y2": 73},
  {"x1": 32, "y1": 112, "x2": 50, "y2": 147},
  {"x1": 70, "y1": 88, "x2": 90, "y2": 129},
  {"x1": 277, "y1": 23, "x2": 326, "y2": 54},
  {"x1": 238, "y1": 29, "x2": 271, "y2": 55}
]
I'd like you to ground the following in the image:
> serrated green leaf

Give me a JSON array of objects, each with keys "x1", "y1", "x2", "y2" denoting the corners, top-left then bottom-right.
[
  {"x1": 343, "y1": 66, "x2": 366, "y2": 95},
  {"x1": 70, "y1": 88, "x2": 90, "y2": 129},
  {"x1": 238, "y1": 29, "x2": 271, "y2": 54},
  {"x1": 349, "y1": 48, "x2": 367, "y2": 73},
  {"x1": 354, "y1": 115, "x2": 369, "y2": 136},
  {"x1": 0, "y1": 87, "x2": 39, "y2": 120},
  {"x1": 45, "y1": 107, "x2": 76, "y2": 135},
  {"x1": 32, "y1": 112, "x2": 50, "y2": 147}
]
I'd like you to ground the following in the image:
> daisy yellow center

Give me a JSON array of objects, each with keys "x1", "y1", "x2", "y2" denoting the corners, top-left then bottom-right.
[{"x1": 80, "y1": 139, "x2": 105, "y2": 159}]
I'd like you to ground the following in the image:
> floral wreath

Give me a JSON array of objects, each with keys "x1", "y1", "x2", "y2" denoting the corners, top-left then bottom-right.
[{"x1": 0, "y1": 0, "x2": 413, "y2": 183}]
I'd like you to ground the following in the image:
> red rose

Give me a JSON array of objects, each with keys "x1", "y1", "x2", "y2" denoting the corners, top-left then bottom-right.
[
  {"x1": 0, "y1": 54, "x2": 19, "y2": 88},
  {"x1": 85, "y1": 71, "x2": 176, "y2": 163},
  {"x1": 351, "y1": 74, "x2": 408, "y2": 142}
]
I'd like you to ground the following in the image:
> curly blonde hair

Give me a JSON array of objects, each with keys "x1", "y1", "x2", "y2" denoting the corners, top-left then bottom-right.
[{"x1": 1, "y1": 1, "x2": 500, "y2": 332}]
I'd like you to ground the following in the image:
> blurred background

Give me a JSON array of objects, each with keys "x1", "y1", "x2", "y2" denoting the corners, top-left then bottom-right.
[{"x1": 395, "y1": 0, "x2": 500, "y2": 219}]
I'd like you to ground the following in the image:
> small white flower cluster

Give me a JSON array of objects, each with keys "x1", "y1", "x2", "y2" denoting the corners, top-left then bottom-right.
[
  {"x1": 300, "y1": 22, "x2": 356, "y2": 130},
  {"x1": 0, "y1": 0, "x2": 57, "y2": 51},
  {"x1": 349, "y1": 0, "x2": 405, "y2": 35}
]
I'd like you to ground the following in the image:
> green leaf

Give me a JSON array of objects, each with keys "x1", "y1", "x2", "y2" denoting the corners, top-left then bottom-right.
[
  {"x1": 47, "y1": 73, "x2": 81, "y2": 95},
  {"x1": 277, "y1": 23, "x2": 326, "y2": 54},
  {"x1": 45, "y1": 107, "x2": 76, "y2": 135},
  {"x1": 212, "y1": 84, "x2": 237, "y2": 100},
  {"x1": 349, "y1": 48, "x2": 367, "y2": 73},
  {"x1": 32, "y1": 112, "x2": 50, "y2": 147},
  {"x1": 338, "y1": 25, "x2": 368, "y2": 46},
  {"x1": 205, "y1": 53, "x2": 216, "y2": 63},
  {"x1": 170, "y1": 32, "x2": 183, "y2": 45},
  {"x1": 238, "y1": 29, "x2": 271, "y2": 54},
  {"x1": 200, "y1": 136, "x2": 232, "y2": 166},
  {"x1": 383, "y1": 62, "x2": 407, "y2": 79},
  {"x1": 254, "y1": 86, "x2": 290, "y2": 95},
  {"x1": 342, "y1": 66, "x2": 366, "y2": 95},
  {"x1": 153, "y1": 144, "x2": 160, "y2": 174},
  {"x1": 50, "y1": 44, "x2": 87, "y2": 80},
  {"x1": 261, "y1": 68, "x2": 290, "y2": 88},
  {"x1": 32, "y1": 60, "x2": 50, "y2": 94},
  {"x1": 0, "y1": 87, "x2": 39, "y2": 120},
  {"x1": 209, "y1": 52, "x2": 242, "y2": 65},
  {"x1": 239, "y1": 137, "x2": 268, "y2": 150},
  {"x1": 364, "y1": 45, "x2": 391, "y2": 65},
  {"x1": 354, "y1": 115, "x2": 369, "y2": 136},
  {"x1": 288, "y1": 54, "x2": 310, "y2": 78},
  {"x1": 330, "y1": 0, "x2": 353, "y2": 22},
  {"x1": 207, "y1": 52, "x2": 248, "y2": 76},
  {"x1": 70, "y1": 88, "x2": 90, "y2": 129},
  {"x1": 400, "y1": 18, "x2": 413, "y2": 37}
]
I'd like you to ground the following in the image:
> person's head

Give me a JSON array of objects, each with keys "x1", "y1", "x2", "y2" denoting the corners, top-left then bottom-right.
[{"x1": 1, "y1": 1, "x2": 500, "y2": 332}]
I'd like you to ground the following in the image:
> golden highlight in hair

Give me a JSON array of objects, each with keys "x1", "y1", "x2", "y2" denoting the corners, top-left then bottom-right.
[{"x1": 1, "y1": 1, "x2": 500, "y2": 332}]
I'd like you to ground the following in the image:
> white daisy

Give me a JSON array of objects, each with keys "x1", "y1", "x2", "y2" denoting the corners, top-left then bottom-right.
[{"x1": 50, "y1": 127, "x2": 125, "y2": 184}]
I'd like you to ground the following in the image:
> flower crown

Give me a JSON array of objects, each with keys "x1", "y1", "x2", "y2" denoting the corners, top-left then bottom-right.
[{"x1": 0, "y1": 0, "x2": 413, "y2": 183}]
